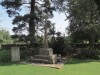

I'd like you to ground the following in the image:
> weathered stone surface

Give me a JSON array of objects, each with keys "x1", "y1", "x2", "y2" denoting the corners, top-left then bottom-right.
[
  {"x1": 34, "y1": 55, "x2": 52, "y2": 59},
  {"x1": 50, "y1": 54, "x2": 57, "y2": 64},
  {"x1": 39, "y1": 48, "x2": 53, "y2": 55},
  {"x1": 29, "y1": 48, "x2": 57, "y2": 64},
  {"x1": 11, "y1": 46, "x2": 20, "y2": 62}
]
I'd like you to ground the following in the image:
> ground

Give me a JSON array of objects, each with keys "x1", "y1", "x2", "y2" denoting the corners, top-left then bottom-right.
[{"x1": 0, "y1": 59, "x2": 100, "y2": 75}]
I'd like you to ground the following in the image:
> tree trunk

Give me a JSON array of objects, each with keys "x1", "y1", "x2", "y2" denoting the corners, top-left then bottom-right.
[{"x1": 29, "y1": 0, "x2": 35, "y2": 44}]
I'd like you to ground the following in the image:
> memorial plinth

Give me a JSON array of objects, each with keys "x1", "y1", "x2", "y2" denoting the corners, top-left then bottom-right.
[
  {"x1": 29, "y1": 15, "x2": 57, "y2": 64},
  {"x1": 29, "y1": 48, "x2": 57, "y2": 64}
]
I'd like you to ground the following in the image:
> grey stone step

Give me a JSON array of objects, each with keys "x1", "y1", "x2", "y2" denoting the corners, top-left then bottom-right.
[
  {"x1": 29, "y1": 58, "x2": 53, "y2": 64},
  {"x1": 34, "y1": 55, "x2": 52, "y2": 60}
]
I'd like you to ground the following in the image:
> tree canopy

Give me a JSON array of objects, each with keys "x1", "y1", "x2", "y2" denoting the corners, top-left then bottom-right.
[
  {"x1": 52, "y1": 0, "x2": 100, "y2": 49},
  {"x1": 0, "y1": 29, "x2": 13, "y2": 44},
  {"x1": 0, "y1": 0, "x2": 55, "y2": 44}
]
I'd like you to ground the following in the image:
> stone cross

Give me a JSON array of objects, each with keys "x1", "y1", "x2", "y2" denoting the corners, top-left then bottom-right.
[{"x1": 44, "y1": 15, "x2": 48, "y2": 48}]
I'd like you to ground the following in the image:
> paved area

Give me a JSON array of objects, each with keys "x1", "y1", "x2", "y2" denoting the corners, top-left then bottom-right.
[{"x1": 19, "y1": 57, "x2": 67, "y2": 69}]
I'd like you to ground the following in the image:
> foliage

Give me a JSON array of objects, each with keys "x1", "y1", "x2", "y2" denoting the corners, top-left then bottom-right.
[
  {"x1": 0, "y1": 29, "x2": 13, "y2": 44},
  {"x1": 0, "y1": 0, "x2": 55, "y2": 44},
  {"x1": 53, "y1": 0, "x2": 100, "y2": 49},
  {"x1": 20, "y1": 47, "x2": 27, "y2": 60},
  {"x1": 51, "y1": 0, "x2": 100, "y2": 59},
  {"x1": 11, "y1": 34, "x2": 29, "y2": 44},
  {"x1": 49, "y1": 35, "x2": 72, "y2": 56},
  {"x1": 52, "y1": 0, "x2": 100, "y2": 48},
  {"x1": 93, "y1": 0, "x2": 100, "y2": 15},
  {"x1": 74, "y1": 48, "x2": 100, "y2": 59},
  {"x1": 0, "y1": 50, "x2": 11, "y2": 62},
  {"x1": 67, "y1": 0, "x2": 100, "y2": 45}
]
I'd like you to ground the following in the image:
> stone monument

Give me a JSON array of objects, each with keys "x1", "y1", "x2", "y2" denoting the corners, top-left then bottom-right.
[
  {"x1": 11, "y1": 46, "x2": 20, "y2": 62},
  {"x1": 29, "y1": 15, "x2": 57, "y2": 64}
]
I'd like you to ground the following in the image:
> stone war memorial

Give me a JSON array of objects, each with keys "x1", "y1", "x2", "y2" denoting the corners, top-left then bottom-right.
[
  {"x1": 10, "y1": 15, "x2": 58, "y2": 64},
  {"x1": 29, "y1": 15, "x2": 57, "y2": 64},
  {"x1": 0, "y1": 0, "x2": 62, "y2": 65}
]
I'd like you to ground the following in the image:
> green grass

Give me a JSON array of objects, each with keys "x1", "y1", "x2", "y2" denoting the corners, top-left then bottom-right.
[{"x1": 0, "y1": 59, "x2": 100, "y2": 75}]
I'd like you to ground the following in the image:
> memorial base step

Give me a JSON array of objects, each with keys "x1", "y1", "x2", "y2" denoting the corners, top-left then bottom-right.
[{"x1": 29, "y1": 58, "x2": 54, "y2": 64}]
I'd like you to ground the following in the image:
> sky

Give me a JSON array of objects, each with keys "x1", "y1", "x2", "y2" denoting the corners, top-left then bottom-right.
[{"x1": 0, "y1": 4, "x2": 69, "y2": 35}]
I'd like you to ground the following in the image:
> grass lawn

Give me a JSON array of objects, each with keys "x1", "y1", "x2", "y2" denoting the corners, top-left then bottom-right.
[{"x1": 0, "y1": 59, "x2": 100, "y2": 75}]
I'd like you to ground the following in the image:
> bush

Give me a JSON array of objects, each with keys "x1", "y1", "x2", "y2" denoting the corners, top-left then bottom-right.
[
  {"x1": 0, "y1": 50, "x2": 11, "y2": 62},
  {"x1": 49, "y1": 36, "x2": 72, "y2": 56},
  {"x1": 74, "y1": 48, "x2": 100, "y2": 59}
]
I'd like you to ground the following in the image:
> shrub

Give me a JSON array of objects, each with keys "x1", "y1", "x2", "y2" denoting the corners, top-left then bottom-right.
[
  {"x1": 0, "y1": 50, "x2": 11, "y2": 62},
  {"x1": 74, "y1": 48, "x2": 100, "y2": 59},
  {"x1": 20, "y1": 49, "x2": 27, "y2": 60},
  {"x1": 49, "y1": 36, "x2": 72, "y2": 56}
]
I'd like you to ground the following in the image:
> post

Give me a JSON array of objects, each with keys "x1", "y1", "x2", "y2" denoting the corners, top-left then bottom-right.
[{"x1": 11, "y1": 46, "x2": 20, "y2": 62}]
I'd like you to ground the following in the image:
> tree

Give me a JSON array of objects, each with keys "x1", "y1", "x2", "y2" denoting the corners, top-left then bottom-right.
[
  {"x1": 94, "y1": 0, "x2": 100, "y2": 14},
  {"x1": 0, "y1": 0, "x2": 55, "y2": 44},
  {"x1": 52, "y1": 0, "x2": 100, "y2": 49},
  {"x1": 67, "y1": 0, "x2": 100, "y2": 49},
  {"x1": 0, "y1": 29, "x2": 13, "y2": 44}
]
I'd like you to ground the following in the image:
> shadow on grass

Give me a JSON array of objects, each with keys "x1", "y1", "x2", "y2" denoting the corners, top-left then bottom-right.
[
  {"x1": 0, "y1": 62, "x2": 26, "y2": 66},
  {"x1": 65, "y1": 58, "x2": 100, "y2": 65},
  {"x1": 0, "y1": 59, "x2": 100, "y2": 66}
]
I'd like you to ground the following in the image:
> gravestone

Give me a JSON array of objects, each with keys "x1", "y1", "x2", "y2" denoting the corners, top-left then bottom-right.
[{"x1": 11, "y1": 46, "x2": 20, "y2": 62}]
